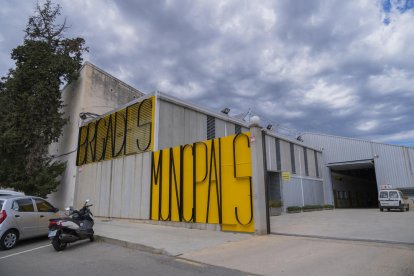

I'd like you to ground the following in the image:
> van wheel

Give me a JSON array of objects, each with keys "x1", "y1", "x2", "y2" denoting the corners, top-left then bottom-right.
[
  {"x1": 406, "y1": 206, "x2": 409, "y2": 211},
  {"x1": 400, "y1": 208, "x2": 405, "y2": 212},
  {"x1": 0, "y1": 230, "x2": 18, "y2": 250},
  {"x1": 380, "y1": 208, "x2": 383, "y2": 212}
]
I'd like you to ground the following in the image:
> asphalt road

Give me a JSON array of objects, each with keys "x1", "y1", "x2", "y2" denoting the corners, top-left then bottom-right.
[{"x1": 0, "y1": 237, "x2": 250, "y2": 276}]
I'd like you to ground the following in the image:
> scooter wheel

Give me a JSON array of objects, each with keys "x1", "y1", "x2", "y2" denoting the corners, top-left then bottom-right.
[
  {"x1": 89, "y1": 235, "x2": 95, "y2": 242},
  {"x1": 52, "y1": 236, "x2": 67, "y2": 251}
]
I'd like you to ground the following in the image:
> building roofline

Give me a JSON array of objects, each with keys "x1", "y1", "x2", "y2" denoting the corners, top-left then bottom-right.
[
  {"x1": 81, "y1": 61, "x2": 144, "y2": 95},
  {"x1": 155, "y1": 91, "x2": 250, "y2": 127},
  {"x1": 264, "y1": 131, "x2": 322, "y2": 152},
  {"x1": 61, "y1": 61, "x2": 144, "y2": 96},
  {"x1": 301, "y1": 132, "x2": 414, "y2": 150}
]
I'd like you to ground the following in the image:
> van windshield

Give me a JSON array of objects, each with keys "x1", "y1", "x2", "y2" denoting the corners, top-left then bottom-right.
[
  {"x1": 379, "y1": 191, "x2": 388, "y2": 199},
  {"x1": 389, "y1": 191, "x2": 398, "y2": 199}
]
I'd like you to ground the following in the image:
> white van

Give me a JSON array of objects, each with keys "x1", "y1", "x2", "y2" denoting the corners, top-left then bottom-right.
[{"x1": 378, "y1": 189, "x2": 409, "y2": 212}]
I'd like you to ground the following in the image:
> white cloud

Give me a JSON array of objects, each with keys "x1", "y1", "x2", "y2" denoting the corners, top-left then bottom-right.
[
  {"x1": 368, "y1": 68, "x2": 414, "y2": 95},
  {"x1": 302, "y1": 79, "x2": 358, "y2": 110},
  {"x1": 356, "y1": 120, "x2": 379, "y2": 131}
]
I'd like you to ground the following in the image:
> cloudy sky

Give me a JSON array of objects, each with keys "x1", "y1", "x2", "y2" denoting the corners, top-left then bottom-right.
[{"x1": 1, "y1": 0, "x2": 414, "y2": 147}]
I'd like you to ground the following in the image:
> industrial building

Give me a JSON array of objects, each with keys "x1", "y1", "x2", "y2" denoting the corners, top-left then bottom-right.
[
  {"x1": 302, "y1": 133, "x2": 414, "y2": 209},
  {"x1": 49, "y1": 62, "x2": 414, "y2": 234}
]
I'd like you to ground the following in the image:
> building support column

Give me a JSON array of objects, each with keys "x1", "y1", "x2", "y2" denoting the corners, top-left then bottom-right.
[{"x1": 249, "y1": 118, "x2": 269, "y2": 234}]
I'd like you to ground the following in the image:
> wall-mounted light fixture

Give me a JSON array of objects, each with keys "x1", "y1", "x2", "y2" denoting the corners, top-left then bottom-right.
[
  {"x1": 296, "y1": 135, "x2": 303, "y2": 142},
  {"x1": 79, "y1": 112, "x2": 100, "y2": 120},
  {"x1": 266, "y1": 124, "x2": 273, "y2": 130},
  {"x1": 221, "y1": 108, "x2": 230, "y2": 115}
]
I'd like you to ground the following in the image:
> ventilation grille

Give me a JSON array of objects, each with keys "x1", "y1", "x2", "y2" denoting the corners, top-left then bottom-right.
[
  {"x1": 235, "y1": 124, "x2": 242, "y2": 134},
  {"x1": 207, "y1": 115, "x2": 215, "y2": 140}
]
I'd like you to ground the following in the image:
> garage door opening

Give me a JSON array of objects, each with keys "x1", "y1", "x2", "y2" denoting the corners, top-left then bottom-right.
[{"x1": 329, "y1": 160, "x2": 378, "y2": 208}]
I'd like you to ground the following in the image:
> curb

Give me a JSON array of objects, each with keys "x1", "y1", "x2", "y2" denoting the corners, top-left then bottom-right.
[
  {"x1": 95, "y1": 235, "x2": 170, "y2": 256},
  {"x1": 270, "y1": 232, "x2": 414, "y2": 246}
]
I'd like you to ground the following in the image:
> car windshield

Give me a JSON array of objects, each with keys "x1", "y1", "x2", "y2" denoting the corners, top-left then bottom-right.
[{"x1": 379, "y1": 191, "x2": 388, "y2": 199}]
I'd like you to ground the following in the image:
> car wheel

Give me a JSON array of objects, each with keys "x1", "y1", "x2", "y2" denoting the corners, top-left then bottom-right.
[
  {"x1": 380, "y1": 208, "x2": 383, "y2": 212},
  {"x1": 0, "y1": 230, "x2": 19, "y2": 250},
  {"x1": 406, "y1": 206, "x2": 409, "y2": 211},
  {"x1": 89, "y1": 235, "x2": 94, "y2": 242},
  {"x1": 52, "y1": 236, "x2": 67, "y2": 251},
  {"x1": 401, "y1": 208, "x2": 405, "y2": 212}
]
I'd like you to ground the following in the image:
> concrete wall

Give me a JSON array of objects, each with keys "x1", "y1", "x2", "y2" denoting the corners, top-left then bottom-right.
[
  {"x1": 75, "y1": 152, "x2": 151, "y2": 218},
  {"x1": 49, "y1": 62, "x2": 143, "y2": 208}
]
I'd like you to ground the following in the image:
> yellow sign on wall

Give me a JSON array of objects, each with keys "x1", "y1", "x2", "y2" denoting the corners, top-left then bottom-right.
[
  {"x1": 150, "y1": 133, "x2": 254, "y2": 233},
  {"x1": 282, "y1": 171, "x2": 291, "y2": 181},
  {"x1": 76, "y1": 97, "x2": 155, "y2": 166}
]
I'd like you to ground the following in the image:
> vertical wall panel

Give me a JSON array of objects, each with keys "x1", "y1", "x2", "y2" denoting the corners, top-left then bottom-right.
[
  {"x1": 110, "y1": 158, "x2": 124, "y2": 218},
  {"x1": 295, "y1": 146, "x2": 305, "y2": 177},
  {"x1": 282, "y1": 178, "x2": 303, "y2": 207},
  {"x1": 140, "y1": 152, "x2": 151, "y2": 219},
  {"x1": 307, "y1": 148, "x2": 317, "y2": 178},
  {"x1": 265, "y1": 135, "x2": 277, "y2": 171},
  {"x1": 121, "y1": 155, "x2": 135, "y2": 218},
  {"x1": 215, "y1": 119, "x2": 226, "y2": 137},
  {"x1": 280, "y1": 140, "x2": 292, "y2": 172}
]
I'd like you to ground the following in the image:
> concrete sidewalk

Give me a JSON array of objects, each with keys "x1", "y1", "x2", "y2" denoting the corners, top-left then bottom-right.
[
  {"x1": 94, "y1": 214, "x2": 414, "y2": 276},
  {"x1": 94, "y1": 218, "x2": 251, "y2": 256},
  {"x1": 270, "y1": 209, "x2": 414, "y2": 244}
]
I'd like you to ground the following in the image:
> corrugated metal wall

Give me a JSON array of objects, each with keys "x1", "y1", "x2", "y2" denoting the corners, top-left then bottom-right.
[
  {"x1": 75, "y1": 152, "x2": 151, "y2": 219},
  {"x1": 264, "y1": 133, "x2": 324, "y2": 206},
  {"x1": 302, "y1": 133, "x2": 414, "y2": 190},
  {"x1": 281, "y1": 177, "x2": 324, "y2": 207},
  {"x1": 158, "y1": 100, "x2": 240, "y2": 149},
  {"x1": 264, "y1": 133, "x2": 323, "y2": 179},
  {"x1": 372, "y1": 143, "x2": 414, "y2": 188},
  {"x1": 302, "y1": 134, "x2": 373, "y2": 163}
]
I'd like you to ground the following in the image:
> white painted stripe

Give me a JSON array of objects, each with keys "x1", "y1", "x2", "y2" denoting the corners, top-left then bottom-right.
[{"x1": 0, "y1": 244, "x2": 51, "y2": 260}]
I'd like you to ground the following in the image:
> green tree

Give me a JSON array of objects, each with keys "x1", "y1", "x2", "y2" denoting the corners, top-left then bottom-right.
[{"x1": 0, "y1": 0, "x2": 87, "y2": 197}]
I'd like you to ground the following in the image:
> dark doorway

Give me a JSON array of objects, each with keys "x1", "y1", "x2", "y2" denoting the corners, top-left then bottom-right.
[{"x1": 329, "y1": 161, "x2": 378, "y2": 208}]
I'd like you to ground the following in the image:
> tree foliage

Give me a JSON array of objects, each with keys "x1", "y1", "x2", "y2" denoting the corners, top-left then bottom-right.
[{"x1": 0, "y1": 0, "x2": 87, "y2": 197}]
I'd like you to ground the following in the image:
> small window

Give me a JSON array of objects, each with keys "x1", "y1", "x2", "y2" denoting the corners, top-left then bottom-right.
[
  {"x1": 14, "y1": 198, "x2": 35, "y2": 212},
  {"x1": 35, "y1": 198, "x2": 55, "y2": 212},
  {"x1": 275, "y1": 138, "x2": 281, "y2": 171},
  {"x1": 379, "y1": 191, "x2": 388, "y2": 199},
  {"x1": 290, "y1": 143, "x2": 296, "y2": 174}
]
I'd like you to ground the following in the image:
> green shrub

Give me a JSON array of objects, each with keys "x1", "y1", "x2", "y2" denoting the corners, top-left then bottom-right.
[
  {"x1": 287, "y1": 206, "x2": 302, "y2": 212},
  {"x1": 323, "y1": 204, "x2": 334, "y2": 210},
  {"x1": 302, "y1": 205, "x2": 323, "y2": 211},
  {"x1": 269, "y1": 200, "x2": 283, "y2": 208}
]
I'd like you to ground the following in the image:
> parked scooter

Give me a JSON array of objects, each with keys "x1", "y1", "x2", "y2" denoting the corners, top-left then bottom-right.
[{"x1": 48, "y1": 199, "x2": 94, "y2": 251}]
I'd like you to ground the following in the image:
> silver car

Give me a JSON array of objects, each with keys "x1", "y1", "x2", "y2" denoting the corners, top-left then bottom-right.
[{"x1": 0, "y1": 195, "x2": 63, "y2": 250}]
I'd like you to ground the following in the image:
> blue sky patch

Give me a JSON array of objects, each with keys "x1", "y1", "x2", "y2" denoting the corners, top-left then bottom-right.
[{"x1": 382, "y1": 0, "x2": 414, "y2": 24}]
